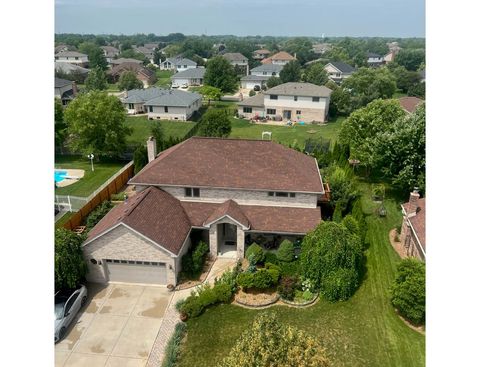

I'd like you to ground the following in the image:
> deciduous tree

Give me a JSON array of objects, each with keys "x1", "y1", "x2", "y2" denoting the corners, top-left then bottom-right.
[
  {"x1": 198, "y1": 85, "x2": 222, "y2": 105},
  {"x1": 198, "y1": 109, "x2": 232, "y2": 137},
  {"x1": 84, "y1": 66, "x2": 108, "y2": 91},
  {"x1": 118, "y1": 71, "x2": 143, "y2": 91},
  {"x1": 55, "y1": 229, "x2": 88, "y2": 289},
  {"x1": 302, "y1": 62, "x2": 328, "y2": 86},
  {"x1": 279, "y1": 60, "x2": 301, "y2": 83},
  {"x1": 204, "y1": 56, "x2": 238, "y2": 93}
]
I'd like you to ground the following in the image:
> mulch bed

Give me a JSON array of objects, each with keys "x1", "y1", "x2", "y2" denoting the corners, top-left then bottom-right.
[
  {"x1": 234, "y1": 288, "x2": 280, "y2": 308},
  {"x1": 175, "y1": 257, "x2": 216, "y2": 290},
  {"x1": 389, "y1": 229, "x2": 408, "y2": 259},
  {"x1": 395, "y1": 310, "x2": 426, "y2": 335}
]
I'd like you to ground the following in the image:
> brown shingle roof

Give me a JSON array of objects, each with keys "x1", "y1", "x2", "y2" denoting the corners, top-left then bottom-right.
[
  {"x1": 398, "y1": 97, "x2": 424, "y2": 114},
  {"x1": 204, "y1": 200, "x2": 249, "y2": 227},
  {"x1": 130, "y1": 137, "x2": 324, "y2": 193},
  {"x1": 181, "y1": 201, "x2": 320, "y2": 234},
  {"x1": 402, "y1": 198, "x2": 426, "y2": 250},
  {"x1": 108, "y1": 62, "x2": 154, "y2": 78},
  {"x1": 85, "y1": 187, "x2": 191, "y2": 255},
  {"x1": 270, "y1": 51, "x2": 295, "y2": 61}
]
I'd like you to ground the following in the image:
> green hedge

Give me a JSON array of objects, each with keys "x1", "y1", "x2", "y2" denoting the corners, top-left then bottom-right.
[{"x1": 161, "y1": 322, "x2": 187, "y2": 367}]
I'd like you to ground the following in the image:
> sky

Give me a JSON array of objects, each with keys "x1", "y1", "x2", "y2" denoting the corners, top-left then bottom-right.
[{"x1": 55, "y1": 0, "x2": 425, "y2": 37}]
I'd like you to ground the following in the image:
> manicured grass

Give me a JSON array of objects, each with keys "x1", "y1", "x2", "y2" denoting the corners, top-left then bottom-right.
[
  {"x1": 54, "y1": 155, "x2": 125, "y2": 197},
  {"x1": 155, "y1": 70, "x2": 173, "y2": 88},
  {"x1": 55, "y1": 211, "x2": 75, "y2": 228},
  {"x1": 177, "y1": 181, "x2": 425, "y2": 367},
  {"x1": 229, "y1": 117, "x2": 344, "y2": 147},
  {"x1": 125, "y1": 116, "x2": 196, "y2": 146}
]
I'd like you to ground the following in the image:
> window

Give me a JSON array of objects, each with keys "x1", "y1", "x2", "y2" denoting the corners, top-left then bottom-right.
[
  {"x1": 75, "y1": 57, "x2": 79, "y2": 60},
  {"x1": 296, "y1": 110, "x2": 301, "y2": 115},
  {"x1": 268, "y1": 192, "x2": 274, "y2": 196},
  {"x1": 312, "y1": 97, "x2": 320, "y2": 102},
  {"x1": 276, "y1": 192, "x2": 288, "y2": 197},
  {"x1": 148, "y1": 106, "x2": 153, "y2": 112},
  {"x1": 184, "y1": 65, "x2": 187, "y2": 68},
  {"x1": 289, "y1": 193, "x2": 296, "y2": 198},
  {"x1": 272, "y1": 72, "x2": 276, "y2": 76},
  {"x1": 294, "y1": 96, "x2": 298, "y2": 101},
  {"x1": 164, "y1": 106, "x2": 169, "y2": 113},
  {"x1": 263, "y1": 72, "x2": 267, "y2": 75},
  {"x1": 243, "y1": 107, "x2": 252, "y2": 113},
  {"x1": 128, "y1": 103, "x2": 134, "y2": 109},
  {"x1": 185, "y1": 187, "x2": 200, "y2": 197},
  {"x1": 266, "y1": 108, "x2": 276, "y2": 115},
  {"x1": 270, "y1": 95, "x2": 278, "y2": 100},
  {"x1": 64, "y1": 293, "x2": 79, "y2": 315},
  {"x1": 336, "y1": 73, "x2": 341, "y2": 77},
  {"x1": 269, "y1": 191, "x2": 296, "y2": 198}
]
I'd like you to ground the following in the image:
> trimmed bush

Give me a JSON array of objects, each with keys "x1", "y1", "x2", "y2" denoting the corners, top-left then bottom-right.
[
  {"x1": 278, "y1": 276, "x2": 300, "y2": 301},
  {"x1": 245, "y1": 243, "x2": 265, "y2": 265},
  {"x1": 321, "y1": 267, "x2": 359, "y2": 302},
  {"x1": 249, "y1": 90, "x2": 256, "y2": 96},
  {"x1": 264, "y1": 251, "x2": 279, "y2": 265},
  {"x1": 253, "y1": 269, "x2": 275, "y2": 289},
  {"x1": 277, "y1": 240, "x2": 295, "y2": 262},
  {"x1": 192, "y1": 241, "x2": 209, "y2": 273},
  {"x1": 237, "y1": 272, "x2": 255, "y2": 289},
  {"x1": 161, "y1": 322, "x2": 187, "y2": 367},
  {"x1": 390, "y1": 258, "x2": 425, "y2": 325},
  {"x1": 342, "y1": 215, "x2": 360, "y2": 237},
  {"x1": 278, "y1": 260, "x2": 300, "y2": 277}
]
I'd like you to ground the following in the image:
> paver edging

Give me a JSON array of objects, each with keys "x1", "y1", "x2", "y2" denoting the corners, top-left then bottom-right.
[{"x1": 280, "y1": 293, "x2": 319, "y2": 307}]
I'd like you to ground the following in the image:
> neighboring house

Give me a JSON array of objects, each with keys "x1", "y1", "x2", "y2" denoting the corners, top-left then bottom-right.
[
  {"x1": 252, "y1": 49, "x2": 271, "y2": 60},
  {"x1": 108, "y1": 62, "x2": 156, "y2": 88},
  {"x1": 262, "y1": 51, "x2": 296, "y2": 65},
  {"x1": 83, "y1": 136, "x2": 328, "y2": 285},
  {"x1": 54, "y1": 62, "x2": 90, "y2": 77},
  {"x1": 160, "y1": 57, "x2": 197, "y2": 72},
  {"x1": 110, "y1": 58, "x2": 143, "y2": 66},
  {"x1": 54, "y1": 77, "x2": 77, "y2": 106},
  {"x1": 398, "y1": 96, "x2": 424, "y2": 114},
  {"x1": 387, "y1": 41, "x2": 402, "y2": 53},
  {"x1": 54, "y1": 51, "x2": 89, "y2": 67},
  {"x1": 312, "y1": 43, "x2": 332, "y2": 55},
  {"x1": 383, "y1": 50, "x2": 398, "y2": 64},
  {"x1": 144, "y1": 43, "x2": 159, "y2": 51},
  {"x1": 121, "y1": 88, "x2": 202, "y2": 120},
  {"x1": 55, "y1": 44, "x2": 75, "y2": 54},
  {"x1": 134, "y1": 46, "x2": 155, "y2": 64},
  {"x1": 222, "y1": 53, "x2": 249, "y2": 75},
  {"x1": 400, "y1": 189, "x2": 426, "y2": 260},
  {"x1": 366, "y1": 52, "x2": 384, "y2": 67},
  {"x1": 100, "y1": 46, "x2": 120, "y2": 63},
  {"x1": 238, "y1": 82, "x2": 332, "y2": 123},
  {"x1": 171, "y1": 67, "x2": 206, "y2": 88},
  {"x1": 240, "y1": 75, "x2": 270, "y2": 90},
  {"x1": 250, "y1": 64, "x2": 283, "y2": 77},
  {"x1": 324, "y1": 62, "x2": 356, "y2": 83}
]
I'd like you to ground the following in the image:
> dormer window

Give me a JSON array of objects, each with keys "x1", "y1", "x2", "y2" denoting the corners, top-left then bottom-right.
[
  {"x1": 312, "y1": 97, "x2": 320, "y2": 102},
  {"x1": 270, "y1": 95, "x2": 278, "y2": 100},
  {"x1": 185, "y1": 187, "x2": 200, "y2": 197}
]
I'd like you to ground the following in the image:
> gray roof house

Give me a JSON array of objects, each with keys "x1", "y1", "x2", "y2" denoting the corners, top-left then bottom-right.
[
  {"x1": 324, "y1": 62, "x2": 356, "y2": 83},
  {"x1": 250, "y1": 64, "x2": 284, "y2": 77},
  {"x1": 110, "y1": 58, "x2": 143, "y2": 66},
  {"x1": 55, "y1": 62, "x2": 90, "y2": 76},
  {"x1": 238, "y1": 82, "x2": 332, "y2": 123},
  {"x1": 240, "y1": 75, "x2": 270, "y2": 90},
  {"x1": 171, "y1": 67, "x2": 206, "y2": 88},
  {"x1": 121, "y1": 88, "x2": 202, "y2": 121},
  {"x1": 160, "y1": 57, "x2": 197, "y2": 73},
  {"x1": 54, "y1": 51, "x2": 89, "y2": 66},
  {"x1": 222, "y1": 53, "x2": 249, "y2": 75},
  {"x1": 55, "y1": 77, "x2": 78, "y2": 106}
]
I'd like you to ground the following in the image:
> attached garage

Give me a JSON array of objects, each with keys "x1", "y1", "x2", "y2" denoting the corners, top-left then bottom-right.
[{"x1": 105, "y1": 259, "x2": 167, "y2": 285}]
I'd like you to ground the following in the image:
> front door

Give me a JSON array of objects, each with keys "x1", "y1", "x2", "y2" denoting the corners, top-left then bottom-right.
[{"x1": 283, "y1": 110, "x2": 292, "y2": 119}]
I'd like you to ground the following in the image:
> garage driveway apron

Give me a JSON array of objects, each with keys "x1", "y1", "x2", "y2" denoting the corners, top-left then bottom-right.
[{"x1": 55, "y1": 283, "x2": 172, "y2": 367}]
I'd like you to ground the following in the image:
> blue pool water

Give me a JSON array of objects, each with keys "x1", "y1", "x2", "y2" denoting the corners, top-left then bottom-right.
[{"x1": 54, "y1": 170, "x2": 68, "y2": 183}]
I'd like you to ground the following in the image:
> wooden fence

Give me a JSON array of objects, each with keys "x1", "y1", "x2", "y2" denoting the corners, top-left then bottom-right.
[{"x1": 61, "y1": 161, "x2": 134, "y2": 230}]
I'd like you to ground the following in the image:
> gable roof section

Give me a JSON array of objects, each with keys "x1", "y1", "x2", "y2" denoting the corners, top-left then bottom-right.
[
  {"x1": 251, "y1": 64, "x2": 284, "y2": 73},
  {"x1": 327, "y1": 61, "x2": 355, "y2": 74},
  {"x1": 164, "y1": 57, "x2": 197, "y2": 67},
  {"x1": 108, "y1": 62, "x2": 155, "y2": 78},
  {"x1": 240, "y1": 75, "x2": 270, "y2": 82},
  {"x1": 55, "y1": 77, "x2": 72, "y2": 89},
  {"x1": 204, "y1": 200, "x2": 250, "y2": 228},
  {"x1": 222, "y1": 52, "x2": 248, "y2": 62},
  {"x1": 110, "y1": 58, "x2": 143, "y2": 65},
  {"x1": 130, "y1": 137, "x2": 324, "y2": 193},
  {"x1": 398, "y1": 97, "x2": 424, "y2": 114},
  {"x1": 237, "y1": 93, "x2": 265, "y2": 107},
  {"x1": 171, "y1": 67, "x2": 206, "y2": 79},
  {"x1": 265, "y1": 82, "x2": 332, "y2": 98},
  {"x1": 401, "y1": 198, "x2": 426, "y2": 251},
  {"x1": 143, "y1": 89, "x2": 202, "y2": 107},
  {"x1": 85, "y1": 187, "x2": 191, "y2": 255},
  {"x1": 55, "y1": 51, "x2": 87, "y2": 58},
  {"x1": 55, "y1": 62, "x2": 90, "y2": 75}
]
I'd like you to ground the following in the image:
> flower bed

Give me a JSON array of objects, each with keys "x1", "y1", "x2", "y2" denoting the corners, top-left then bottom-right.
[
  {"x1": 281, "y1": 292, "x2": 319, "y2": 307},
  {"x1": 176, "y1": 257, "x2": 215, "y2": 290},
  {"x1": 235, "y1": 288, "x2": 280, "y2": 307}
]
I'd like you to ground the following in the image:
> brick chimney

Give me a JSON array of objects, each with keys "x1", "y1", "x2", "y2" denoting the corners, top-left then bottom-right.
[
  {"x1": 72, "y1": 81, "x2": 78, "y2": 96},
  {"x1": 147, "y1": 136, "x2": 157, "y2": 163},
  {"x1": 406, "y1": 188, "x2": 420, "y2": 217}
]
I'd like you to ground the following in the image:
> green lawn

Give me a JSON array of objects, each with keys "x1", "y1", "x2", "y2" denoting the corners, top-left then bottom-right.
[
  {"x1": 55, "y1": 211, "x2": 75, "y2": 228},
  {"x1": 177, "y1": 181, "x2": 425, "y2": 367},
  {"x1": 55, "y1": 155, "x2": 125, "y2": 197},
  {"x1": 125, "y1": 116, "x2": 196, "y2": 146},
  {"x1": 155, "y1": 70, "x2": 173, "y2": 87}
]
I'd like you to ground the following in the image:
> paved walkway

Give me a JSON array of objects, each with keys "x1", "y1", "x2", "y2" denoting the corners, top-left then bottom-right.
[{"x1": 146, "y1": 258, "x2": 237, "y2": 366}]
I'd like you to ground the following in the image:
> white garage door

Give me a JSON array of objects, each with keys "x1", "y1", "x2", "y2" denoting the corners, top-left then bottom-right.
[{"x1": 105, "y1": 259, "x2": 167, "y2": 285}]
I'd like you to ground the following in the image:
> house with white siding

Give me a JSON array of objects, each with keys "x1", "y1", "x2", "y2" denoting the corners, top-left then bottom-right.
[
  {"x1": 171, "y1": 67, "x2": 206, "y2": 88},
  {"x1": 100, "y1": 46, "x2": 120, "y2": 63},
  {"x1": 54, "y1": 51, "x2": 89, "y2": 67},
  {"x1": 324, "y1": 62, "x2": 356, "y2": 83},
  {"x1": 160, "y1": 57, "x2": 197, "y2": 72},
  {"x1": 367, "y1": 52, "x2": 384, "y2": 67},
  {"x1": 83, "y1": 137, "x2": 328, "y2": 285},
  {"x1": 222, "y1": 53, "x2": 249, "y2": 75},
  {"x1": 238, "y1": 82, "x2": 332, "y2": 123},
  {"x1": 121, "y1": 87, "x2": 202, "y2": 120},
  {"x1": 240, "y1": 64, "x2": 283, "y2": 90}
]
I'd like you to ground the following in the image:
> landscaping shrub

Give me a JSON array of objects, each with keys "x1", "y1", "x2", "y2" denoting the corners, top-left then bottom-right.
[
  {"x1": 321, "y1": 267, "x2": 359, "y2": 302},
  {"x1": 253, "y1": 269, "x2": 275, "y2": 289},
  {"x1": 278, "y1": 276, "x2": 299, "y2": 301},
  {"x1": 192, "y1": 241, "x2": 209, "y2": 273},
  {"x1": 85, "y1": 200, "x2": 114, "y2": 230},
  {"x1": 302, "y1": 290, "x2": 314, "y2": 301},
  {"x1": 237, "y1": 272, "x2": 255, "y2": 289},
  {"x1": 181, "y1": 253, "x2": 194, "y2": 276},
  {"x1": 55, "y1": 228, "x2": 88, "y2": 289},
  {"x1": 278, "y1": 260, "x2": 300, "y2": 277},
  {"x1": 245, "y1": 243, "x2": 265, "y2": 265},
  {"x1": 110, "y1": 192, "x2": 127, "y2": 201},
  {"x1": 390, "y1": 258, "x2": 425, "y2": 325},
  {"x1": 249, "y1": 90, "x2": 256, "y2": 96},
  {"x1": 213, "y1": 283, "x2": 234, "y2": 303},
  {"x1": 277, "y1": 240, "x2": 295, "y2": 262},
  {"x1": 342, "y1": 215, "x2": 360, "y2": 237},
  {"x1": 264, "y1": 251, "x2": 279, "y2": 265},
  {"x1": 238, "y1": 267, "x2": 279, "y2": 290},
  {"x1": 161, "y1": 322, "x2": 187, "y2": 367},
  {"x1": 265, "y1": 263, "x2": 281, "y2": 284}
]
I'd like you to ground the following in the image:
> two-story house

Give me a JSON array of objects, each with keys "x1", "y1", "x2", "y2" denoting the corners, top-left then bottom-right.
[
  {"x1": 238, "y1": 82, "x2": 332, "y2": 123},
  {"x1": 222, "y1": 52, "x2": 249, "y2": 75},
  {"x1": 160, "y1": 57, "x2": 197, "y2": 73},
  {"x1": 252, "y1": 49, "x2": 271, "y2": 60},
  {"x1": 134, "y1": 46, "x2": 155, "y2": 64},
  {"x1": 324, "y1": 62, "x2": 356, "y2": 83},
  {"x1": 100, "y1": 46, "x2": 120, "y2": 64},
  {"x1": 54, "y1": 51, "x2": 89, "y2": 67},
  {"x1": 261, "y1": 51, "x2": 296, "y2": 65},
  {"x1": 54, "y1": 77, "x2": 78, "y2": 106},
  {"x1": 366, "y1": 52, "x2": 384, "y2": 67},
  {"x1": 82, "y1": 137, "x2": 327, "y2": 285},
  {"x1": 108, "y1": 62, "x2": 156, "y2": 88},
  {"x1": 240, "y1": 64, "x2": 284, "y2": 90},
  {"x1": 121, "y1": 87, "x2": 202, "y2": 120},
  {"x1": 171, "y1": 67, "x2": 206, "y2": 88}
]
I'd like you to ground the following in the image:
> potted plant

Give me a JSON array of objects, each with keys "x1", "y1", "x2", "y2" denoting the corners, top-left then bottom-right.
[{"x1": 167, "y1": 284, "x2": 175, "y2": 292}]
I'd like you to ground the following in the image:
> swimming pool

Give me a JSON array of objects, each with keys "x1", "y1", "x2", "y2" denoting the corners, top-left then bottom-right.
[{"x1": 54, "y1": 170, "x2": 68, "y2": 183}]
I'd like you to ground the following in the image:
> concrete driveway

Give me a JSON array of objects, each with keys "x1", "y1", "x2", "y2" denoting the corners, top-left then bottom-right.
[{"x1": 55, "y1": 283, "x2": 173, "y2": 367}]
